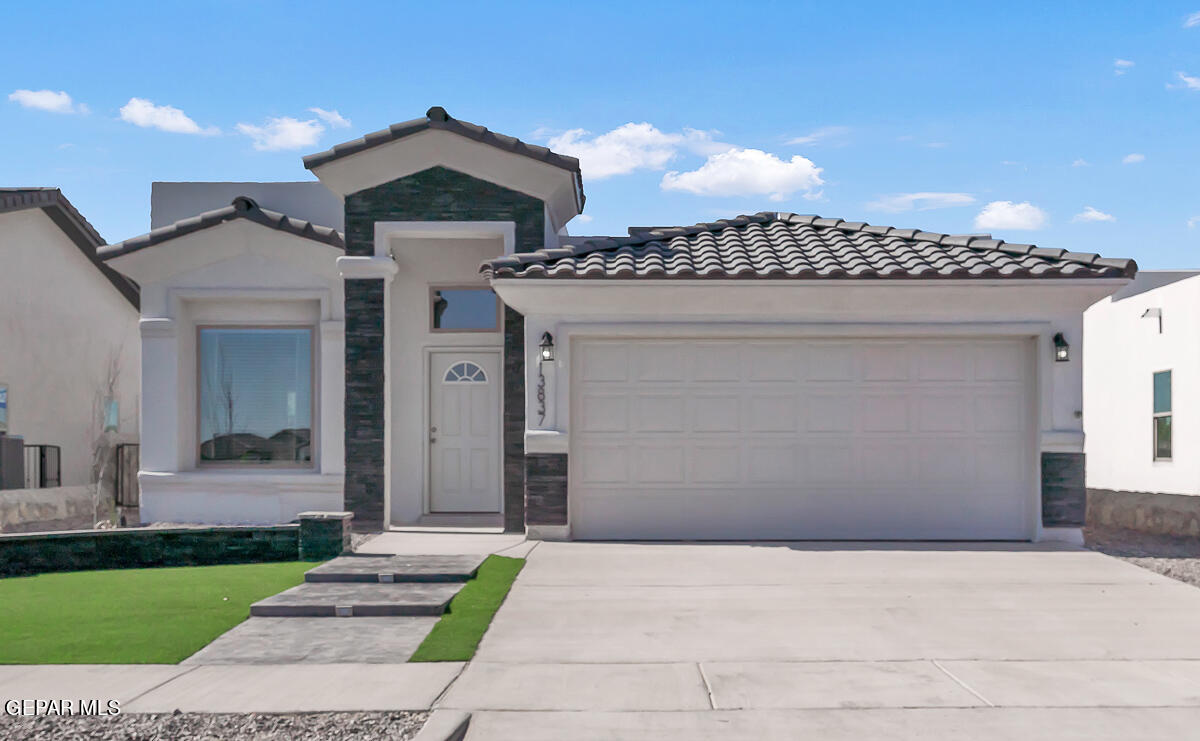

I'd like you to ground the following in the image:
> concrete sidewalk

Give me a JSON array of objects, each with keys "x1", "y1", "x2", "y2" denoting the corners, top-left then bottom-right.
[{"x1": 0, "y1": 663, "x2": 464, "y2": 714}]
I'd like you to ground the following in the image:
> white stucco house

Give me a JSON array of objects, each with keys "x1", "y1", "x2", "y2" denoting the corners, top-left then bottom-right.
[
  {"x1": 1084, "y1": 271, "x2": 1200, "y2": 536},
  {"x1": 0, "y1": 189, "x2": 141, "y2": 530},
  {"x1": 97, "y1": 107, "x2": 1137, "y2": 542}
]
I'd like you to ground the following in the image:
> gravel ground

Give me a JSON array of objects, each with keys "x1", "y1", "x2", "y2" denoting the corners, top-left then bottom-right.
[
  {"x1": 1085, "y1": 526, "x2": 1200, "y2": 588},
  {"x1": 0, "y1": 711, "x2": 428, "y2": 741}
]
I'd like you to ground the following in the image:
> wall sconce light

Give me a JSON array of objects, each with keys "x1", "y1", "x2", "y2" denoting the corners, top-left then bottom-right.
[
  {"x1": 537, "y1": 332, "x2": 555, "y2": 425},
  {"x1": 1053, "y1": 332, "x2": 1069, "y2": 362}
]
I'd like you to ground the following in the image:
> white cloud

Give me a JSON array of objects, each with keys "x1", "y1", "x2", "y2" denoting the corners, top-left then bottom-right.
[
  {"x1": 1114, "y1": 59, "x2": 1135, "y2": 75},
  {"x1": 1188, "y1": 216, "x2": 1200, "y2": 229},
  {"x1": 8, "y1": 89, "x2": 87, "y2": 114},
  {"x1": 1172, "y1": 71, "x2": 1200, "y2": 90},
  {"x1": 1122, "y1": 152, "x2": 1145, "y2": 164},
  {"x1": 1186, "y1": 11, "x2": 1200, "y2": 27},
  {"x1": 866, "y1": 192, "x2": 976, "y2": 213},
  {"x1": 546, "y1": 123, "x2": 729, "y2": 180},
  {"x1": 1072, "y1": 158, "x2": 1089, "y2": 167},
  {"x1": 974, "y1": 201, "x2": 1048, "y2": 231},
  {"x1": 787, "y1": 126, "x2": 850, "y2": 145},
  {"x1": 236, "y1": 116, "x2": 325, "y2": 151},
  {"x1": 660, "y1": 148, "x2": 824, "y2": 202},
  {"x1": 119, "y1": 97, "x2": 217, "y2": 135},
  {"x1": 1072, "y1": 206, "x2": 1116, "y2": 223},
  {"x1": 308, "y1": 107, "x2": 351, "y2": 128},
  {"x1": 574, "y1": 214, "x2": 594, "y2": 223}
]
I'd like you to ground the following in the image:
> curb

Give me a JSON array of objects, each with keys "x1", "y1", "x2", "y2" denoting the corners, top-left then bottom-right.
[{"x1": 413, "y1": 709, "x2": 471, "y2": 741}]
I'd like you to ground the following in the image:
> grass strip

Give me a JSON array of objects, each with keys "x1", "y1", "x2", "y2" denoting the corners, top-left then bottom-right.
[
  {"x1": 0, "y1": 561, "x2": 312, "y2": 664},
  {"x1": 409, "y1": 554, "x2": 524, "y2": 662}
]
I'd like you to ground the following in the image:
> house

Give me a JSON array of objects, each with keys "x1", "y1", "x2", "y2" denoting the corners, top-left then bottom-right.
[
  {"x1": 99, "y1": 107, "x2": 1136, "y2": 541},
  {"x1": 0, "y1": 189, "x2": 141, "y2": 531},
  {"x1": 1084, "y1": 271, "x2": 1200, "y2": 537}
]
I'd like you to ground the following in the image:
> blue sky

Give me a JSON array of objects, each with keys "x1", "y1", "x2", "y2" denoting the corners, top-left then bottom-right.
[{"x1": 3, "y1": 1, "x2": 1199, "y2": 268}]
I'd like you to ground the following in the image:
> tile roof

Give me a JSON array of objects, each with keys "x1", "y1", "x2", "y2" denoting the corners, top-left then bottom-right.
[
  {"x1": 0, "y1": 188, "x2": 139, "y2": 308},
  {"x1": 482, "y1": 212, "x2": 1137, "y2": 281},
  {"x1": 98, "y1": 196, "x2": 344, "y2": 260},
  {"x1": 303, "y1": 106, "x2": 585, "y2": 209}
]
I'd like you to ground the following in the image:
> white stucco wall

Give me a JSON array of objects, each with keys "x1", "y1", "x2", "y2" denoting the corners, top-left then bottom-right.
[
  {"x1": 105, "y1": 218, "x2": 345, "y2": 524},
  {"x1": 0, "y1": 209, "x2": 140, "y2": 488},
  {"x1": 1084, "y1": 271, "x2": 1200, "y2": 496},
  {"x1": 385, "y1": 234, "x2": 506, "y2": 524}
]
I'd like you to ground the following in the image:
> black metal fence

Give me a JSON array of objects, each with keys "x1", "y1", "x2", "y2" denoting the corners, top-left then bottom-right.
[
  {"x1": 22, "y1": 445, "x2": 60, "y2": 489},
  {"x1": 115, "y1": 443, "x2": 139, "y2": 507}
]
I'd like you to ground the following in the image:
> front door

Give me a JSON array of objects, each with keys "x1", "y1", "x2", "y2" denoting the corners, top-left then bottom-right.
[{"x1": 429, "y1": 351, "x2": 502, "y2": 513}]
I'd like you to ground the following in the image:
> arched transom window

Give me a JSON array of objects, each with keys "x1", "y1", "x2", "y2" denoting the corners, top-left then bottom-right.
[{"x1": 443, "y1": 361, "x2": 488, "y2": 384}]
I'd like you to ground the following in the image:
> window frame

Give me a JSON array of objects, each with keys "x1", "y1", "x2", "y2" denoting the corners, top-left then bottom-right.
[
  {"x1": 428, "y1": 285, "x2": 503, "y2": 334},
  {"x1": 195, "y1": 324, "x2": 318, "y2": 469},
  {"x1": 1153, "y1": 369, "x2": 1172, "y2": 462}
]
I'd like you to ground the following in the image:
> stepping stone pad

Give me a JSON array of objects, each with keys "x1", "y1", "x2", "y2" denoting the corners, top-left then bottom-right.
[
  {"x1": 304, "y1": 555, "x2": 484, "y2": 584},
  {"x1": 250, "y1": 581, "x2": 463, "y2": 618}
]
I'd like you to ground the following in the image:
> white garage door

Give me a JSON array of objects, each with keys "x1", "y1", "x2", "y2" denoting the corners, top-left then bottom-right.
[{"x1": 570, "y1": 337, "x2": 1034, "y2": 540}]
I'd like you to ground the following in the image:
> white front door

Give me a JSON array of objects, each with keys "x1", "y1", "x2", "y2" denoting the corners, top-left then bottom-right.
[
  {"x1": 429, "y1": 351, "x2": 502, "y2": 513},
  {"x1": 571, "y1": 337, "x2": 1035, "y2": 540}
]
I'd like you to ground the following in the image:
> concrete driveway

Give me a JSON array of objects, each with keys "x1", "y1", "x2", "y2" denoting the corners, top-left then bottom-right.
[{"x1": 442, "y1": 540, "x2": 1200, "y2": 739}]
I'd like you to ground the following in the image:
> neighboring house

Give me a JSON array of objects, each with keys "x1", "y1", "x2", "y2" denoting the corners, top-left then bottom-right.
[
  {"x1": 0, "y1": 189, "x2": 141, "y2": 530},
  {"x1": 1084, "y1": 271, "x2": 1200, "y2": 536},
  {"x1": 99, "y1": 107, "x2": 1136, "y2": 541}
]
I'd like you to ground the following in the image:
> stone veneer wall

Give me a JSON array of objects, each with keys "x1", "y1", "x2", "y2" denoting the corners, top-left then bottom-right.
[
  {"x1": 343, "y1": 280, "x2": 386, "y2": 531},
  {"x1": 342, "y1": 166, "x2": 544, "y2": 532},
  {"x1": 0, "y1": 525, "x2": 298, "y2": 577},
  {"x1": 1087, "y1": 488, "x2": 1200, "y2": 537},
  {"x1": 1042, "y1": 452, "x2": 1086, "y2": 527},
  {"x1": 0, "y1": 485, "x2": 94, "y2": 534},
  {"x1": 526, "y1": 453, "x2": 568, "y2": 526}
]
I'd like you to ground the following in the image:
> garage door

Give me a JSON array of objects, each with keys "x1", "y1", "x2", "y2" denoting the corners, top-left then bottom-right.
[{"x1": 570, "y1": 338, "x2": 1034, "y2": 540}]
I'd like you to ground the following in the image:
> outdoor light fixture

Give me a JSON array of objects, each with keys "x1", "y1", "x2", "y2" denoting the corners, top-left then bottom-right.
[
  {"x1": 1053, "y1": 332, "x2": 1069, "y2": 362},
  {"x1": 536, "y1": 332, "x2": 555, "y2": 425}
]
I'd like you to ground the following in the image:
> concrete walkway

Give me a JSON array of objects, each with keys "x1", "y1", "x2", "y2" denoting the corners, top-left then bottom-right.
[{"x1": 440, "y1": 540, "x2": 1200, "y2": 739}]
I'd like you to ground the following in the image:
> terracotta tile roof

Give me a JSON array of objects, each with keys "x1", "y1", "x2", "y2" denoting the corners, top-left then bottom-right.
[
  {"x1": 0, "y1": 188, "x2": 139, "y2": 308},
  {"x1": 483, "y1": 212, "x2": 1137, "y2": 280},
  {"x1": 303, "y1": 106, "x2": 585, "y2": 210},
  {"x1": 98, "y1": 196, "x2": 344, "y2": 260}
]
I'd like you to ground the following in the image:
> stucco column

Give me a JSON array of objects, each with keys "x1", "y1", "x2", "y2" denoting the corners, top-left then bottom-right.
[{"x1": 138, "y1": 318, "x2": 179, "y2": 473}]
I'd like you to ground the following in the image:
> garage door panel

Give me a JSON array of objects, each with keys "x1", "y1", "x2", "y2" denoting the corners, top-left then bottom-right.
[
  {"x1": 806, "y1": 343, "x2": 855, "y2": 380},
  {"x1": 690, "y1": 444, "x2": 741, "y2": 484},
  {"x1": 748, "y1": 444, "x2": 797, "y2": 484},
  {"x1": 691, "y1": 395, "x2": 742, "y2": 432},
  {"x1": 633, "y1": 395, "x2": 686, "y2": 432},
  {"x1": 634, "y1": 445, "x2": 686, "y2": 483},
  {"x1": 806, "y1": 393, "x2": 855, "y2": 431},
  {"x1": 749, "y1": 395, "x2": 798, "y2": 432},
  {"x1": 579, "y1": 394, "x2": 629, "y2": 433},
  {"x1": 572, "y1": 337, "x2": 1033, "y2": 540},
  {"x1": 916, "y1": 342, "x2": 970, "y2": 381},
  {"x1": 917, "y1": 393, "x2": 970, "y2": 432},
  {"x1": 632, "y1": 343, "x2": 685, "y2": 382},
  {"x1": 746, "y1": 343, "x2": 800, "y2": 381},
  {"x1": 577, "y1": 444, "x2": 630, "y2": 484},
  {"x1": 861, "y1": 393, "x2": 909, "y2": 432},
  {"x1": 862, "y1": 343, "x2": 911, "y2": 381},
  {"x1": 689, "y1": 343, "x2": 741, "y2": 381}
]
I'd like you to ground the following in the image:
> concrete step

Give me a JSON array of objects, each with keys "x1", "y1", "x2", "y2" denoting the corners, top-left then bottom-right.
[
  {"x1": 304, "y1": 554, "x2": 485, "y2": 584},
  {"x1": 250, "y1": 581, "x2": 462, "y2": 618}
]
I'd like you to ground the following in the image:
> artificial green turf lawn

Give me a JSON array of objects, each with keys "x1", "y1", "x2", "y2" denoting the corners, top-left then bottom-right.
[
  {"x1": 409, "y1": 554, "x2": 524, "y2": 662},
  {"x1": 0, "y1": 561, "x2": 312, "y2": 664}
]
